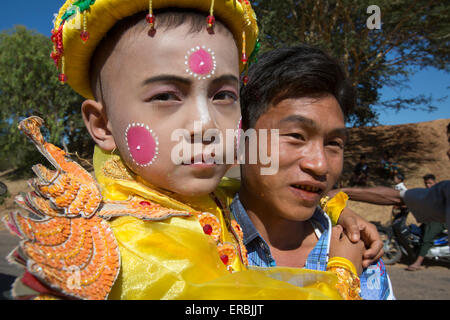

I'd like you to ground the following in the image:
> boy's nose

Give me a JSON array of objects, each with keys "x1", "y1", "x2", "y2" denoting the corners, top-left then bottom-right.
[{"x1": 184, "y1": 96, "x2": 217, "y2": 141}]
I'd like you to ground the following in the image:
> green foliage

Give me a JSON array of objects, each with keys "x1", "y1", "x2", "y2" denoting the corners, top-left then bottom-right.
[
  {"x1": 253, "y1": 0, "x2": 449, "y2": 126},
  {"x1": 0, "y1": 26, "x2": 94, "y2": 172}
]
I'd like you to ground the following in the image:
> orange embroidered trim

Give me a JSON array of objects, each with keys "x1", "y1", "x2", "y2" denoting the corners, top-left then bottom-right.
[
  {"x1": 98, "y1": 198, "x2": 193, "y2": 221},
  {"x1": 34, "y1": 294, "x2": 61, "y2": 300},
  {"x1": 102, "y1": 157, "x2": 134, "y2": 181},
  {"x1": 326, "y1": 266, "x2": 362, "y2": 300},
  {"x1": 3, "y1": 117, "x2": 121, "y2": 300},
  {"x1": 18, "y1": 117, "x2": 102, "y2": 219},
  {"x1": 197, "y1": 212, "x2": 222, "y2": 242},
  {"x1": 23, "y1": 216, "x2": 120, "y2": 300},
  {"x1": 195, "y1": 194, "x2": 249, "y2": 271},
  {"x1": 217, "y1": 242, "x2": 237, "y2": 271}
]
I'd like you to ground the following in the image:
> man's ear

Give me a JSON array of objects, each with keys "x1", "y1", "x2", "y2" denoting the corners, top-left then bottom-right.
[{"x1": 81, "y1": 99, "x2": 116, "y2": 151}]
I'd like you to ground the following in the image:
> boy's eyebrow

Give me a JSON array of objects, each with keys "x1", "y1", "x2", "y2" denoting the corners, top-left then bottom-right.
[
  {"x1": 211, "y1": 74, "x2": 239, "y2": 85},
  {"x1": 141, "y1": 75, "x2": 192, "y2": 86}
]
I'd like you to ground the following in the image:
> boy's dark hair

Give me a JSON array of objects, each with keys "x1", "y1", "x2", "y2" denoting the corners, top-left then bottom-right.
[
  {"x1": 240, "y1": 44, "x2": 355, "y2": 129},
  {"x1": 423, "y1": 174, "x2": 436, "y2": 181},
  {"x1": 360, "y1": 155, "x2": 366, "y2": 160},
  {"x1": 447, "y1": 122, "x2": 450, "y2": 134},
  {"x1": 395, "y1": 173, "x2": 405, "y2": 182}
]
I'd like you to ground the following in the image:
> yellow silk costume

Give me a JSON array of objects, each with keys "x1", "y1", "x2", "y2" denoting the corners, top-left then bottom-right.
[{"x1": 94, "y1": 147, "x2": 343, "y2": 300}]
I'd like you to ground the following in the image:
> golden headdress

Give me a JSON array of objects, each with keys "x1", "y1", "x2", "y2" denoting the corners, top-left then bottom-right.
[{"x1": 51, "y1": 0, "x2": 259, "y2": 99}]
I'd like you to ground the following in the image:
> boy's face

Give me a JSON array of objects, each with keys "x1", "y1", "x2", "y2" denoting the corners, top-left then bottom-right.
[
  {"x1": 89, "y1": 23, "x2": 240, "y2": 196},
  {"x1": 241, "y1": 95, "x2": 346, "y2": 221}
]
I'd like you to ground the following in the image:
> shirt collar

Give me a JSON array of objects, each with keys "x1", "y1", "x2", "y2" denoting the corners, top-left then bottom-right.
[
  {"x1": 230, "y1": 193, "x2": 330, "y2": 246},
  {"x1": 230, "y1": 193, "x2": 261, "y2": 246}
]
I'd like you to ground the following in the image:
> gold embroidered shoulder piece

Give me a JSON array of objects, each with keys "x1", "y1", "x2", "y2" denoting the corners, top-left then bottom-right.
[{"x1": 2, "y1": 116, "x2": 120, "y2": 300}]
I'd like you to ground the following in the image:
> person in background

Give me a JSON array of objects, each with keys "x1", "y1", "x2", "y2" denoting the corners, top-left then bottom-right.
[
  {"x1": 406, "y1": 174, "x2": 447, "y2": 271},
  {"x1": 351, "y1": 155, "x2": 369, "y2": 186}
]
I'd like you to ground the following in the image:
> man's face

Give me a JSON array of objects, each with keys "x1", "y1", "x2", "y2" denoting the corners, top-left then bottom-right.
[
  {"x1": 241, "y1": 95, "x2": 347, "y2": 222},
  {"x1": 424, "y1": 178, "x2": 436, "y2": 189},
  {"x1": 98, "y1": 23, "x2": 240, "y2": 196}
]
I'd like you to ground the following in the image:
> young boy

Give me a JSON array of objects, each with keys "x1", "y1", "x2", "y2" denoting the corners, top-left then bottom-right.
[
  {"x1": 5, "y1": 1, "x2": 378, "y2": 300},
  {"x1": 232, "y1": 45, "x2": 395, "y2": 299}
]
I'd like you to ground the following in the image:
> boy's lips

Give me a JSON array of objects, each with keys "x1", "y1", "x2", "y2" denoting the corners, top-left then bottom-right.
[{"x1": 182, "y1": 154, "x2": 218, "y2": 168}]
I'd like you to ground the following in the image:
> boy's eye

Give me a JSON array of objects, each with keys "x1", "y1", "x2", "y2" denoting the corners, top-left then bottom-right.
[
  {"x1": 213, "y1": 91, "x2": 237, "y2": 104},
  {"x1": 148, "y1": 92, "x2": 180, "y2": 102}
]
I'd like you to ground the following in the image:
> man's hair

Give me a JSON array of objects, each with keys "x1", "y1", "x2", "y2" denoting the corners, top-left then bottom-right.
[
  {"x1": 423, "y1": 174, "x2": 436, "y2": 181},
  {"x1": 360, "y1": 155, "x2": 366, "y2": 160},
  {"x1": 90, "y1": 9, "x2": 233, "y2": 101},
  {"x1": 240, "y1": 44, "x2": 355, "y2": 129},
  {"x1": 447, "y1": 122, "x2": 450, "y2": 134}
]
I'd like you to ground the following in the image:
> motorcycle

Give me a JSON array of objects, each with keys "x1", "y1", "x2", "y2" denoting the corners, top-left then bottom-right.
[
  {"x1": 375, "y1": 207, "x2": 450, "y2": 265},
  {"x1": 0, "y1": 181, "x2": 7, "y2": 197}
]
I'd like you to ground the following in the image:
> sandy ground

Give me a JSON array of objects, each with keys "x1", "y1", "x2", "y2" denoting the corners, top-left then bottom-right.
[{"x1": 0, "y1": 118, "x2": 449, "y2": 300}]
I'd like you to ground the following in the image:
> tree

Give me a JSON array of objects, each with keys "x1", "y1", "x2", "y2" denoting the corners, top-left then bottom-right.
[
  {"x1": 252, "y1": 0, "x2": 449, "y2": 126},
  {"x1": 0, "y1": 26, "x2": 94, "y2": 172}
]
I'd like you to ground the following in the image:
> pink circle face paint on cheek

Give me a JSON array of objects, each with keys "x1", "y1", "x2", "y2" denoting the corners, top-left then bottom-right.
[
  {"x1": 185, "y1": 46, "x2": 216, "y2": 80},
  {"x1": 125, "y1": 123, "x2": 159, "y2": 166},
  {"x1": 189, "y1": 49, "x2": 213, "y2": 75}
]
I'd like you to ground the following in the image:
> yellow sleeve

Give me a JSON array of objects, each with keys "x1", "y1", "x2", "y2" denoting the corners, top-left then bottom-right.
[{"x1": 321, "y1": 192, "x2": 349, "y2": 226}]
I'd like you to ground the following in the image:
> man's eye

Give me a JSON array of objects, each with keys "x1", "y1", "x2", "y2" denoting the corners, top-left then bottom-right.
[
  {"x1": 213, "y1": 91, "x2": 237, "y2": 103},
  {"x1": 328, "y1": 140, "x2": 344, "y2": 149},
  {"x1": 149, "y1": 93, "x2": 180, "y2": 102}
]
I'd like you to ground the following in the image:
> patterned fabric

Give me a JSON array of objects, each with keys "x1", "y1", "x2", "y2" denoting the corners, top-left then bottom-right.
[{"x1": 230, "y1": 194, "x2": 396, "y2": 300}]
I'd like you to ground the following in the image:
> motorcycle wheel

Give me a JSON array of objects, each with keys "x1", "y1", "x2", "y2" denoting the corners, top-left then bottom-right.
[
  {"x1": 0, "y1": 181, "x2": 7, "y2": 196},
  {"x1": 379, "y1": 230, "x2": 402, "y2": 265}
]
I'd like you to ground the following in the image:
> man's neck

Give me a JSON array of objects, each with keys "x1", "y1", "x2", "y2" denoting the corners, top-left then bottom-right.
[{"x1": 238, "y1": 185, "x2": 318, "y2": 262}]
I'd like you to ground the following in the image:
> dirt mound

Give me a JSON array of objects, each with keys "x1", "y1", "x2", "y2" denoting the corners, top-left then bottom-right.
[{"x1": 343, "y1": 118, "x2": 450, "y2": 225}]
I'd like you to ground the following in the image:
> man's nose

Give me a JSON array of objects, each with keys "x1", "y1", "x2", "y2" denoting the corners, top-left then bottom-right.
[{"x1": 299, "y1": 141, "x2": 328, "y2": 178}]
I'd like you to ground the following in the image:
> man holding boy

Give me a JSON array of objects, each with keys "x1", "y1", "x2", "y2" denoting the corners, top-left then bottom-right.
[
  {"x1": 232, "y1": 45, "x2": 395, "y2": 299},
  {"x1": 5, "y1": 0, "x2": 384, "y2": 300}
]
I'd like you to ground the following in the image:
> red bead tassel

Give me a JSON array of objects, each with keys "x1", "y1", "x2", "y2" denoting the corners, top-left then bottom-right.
[
  {"x1": 80, "y1": 13, "x2": 90, "y2": 42},
  {"x1": 241, "y1": 31, "x2": 248, "y2": 65},
  {"x1": 146, "y1": 0, "x2": 155, "y2": 30},
  {"x1": 59, "y1": 56, "x2": 67, "y2": 84},
  {"x1": 207, "y1": 0, "x2": 215, "y2": 31}
]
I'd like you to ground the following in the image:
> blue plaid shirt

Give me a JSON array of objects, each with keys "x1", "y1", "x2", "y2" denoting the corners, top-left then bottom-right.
[{"x1": 230, "y1": 194, "x2": 395, "y2": 300}]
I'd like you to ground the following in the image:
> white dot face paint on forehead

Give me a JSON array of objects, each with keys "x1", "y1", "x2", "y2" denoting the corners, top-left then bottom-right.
[
  {"x1": 125, "y1": 123, "x2": 159, "y2": 167},
  {"x1": 185, "y1": 45, "x2": 217, "y2": 80}
]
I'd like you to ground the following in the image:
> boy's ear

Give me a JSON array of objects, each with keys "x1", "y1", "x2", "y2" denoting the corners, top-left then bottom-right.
[{"x1": 81, "y1": 99, "x2": 116, "y2": 151}]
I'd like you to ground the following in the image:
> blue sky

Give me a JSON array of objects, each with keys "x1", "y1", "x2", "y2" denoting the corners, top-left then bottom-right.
[{"x1": 1, "y1": 0, "x2": 449, "y2": 126}]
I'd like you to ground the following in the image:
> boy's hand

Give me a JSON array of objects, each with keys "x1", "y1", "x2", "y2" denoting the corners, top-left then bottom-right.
[
  {"x1": 329, "y1": 225, "x2": 365, "y2": 276},
  {"x1": 337, "y1": 207, "x2": 384, "y2": 268}
]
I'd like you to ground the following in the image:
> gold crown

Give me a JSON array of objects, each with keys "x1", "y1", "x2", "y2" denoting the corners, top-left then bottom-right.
[{"x1": 51, "y1": 0, "x2": 259, "y2": 99}]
